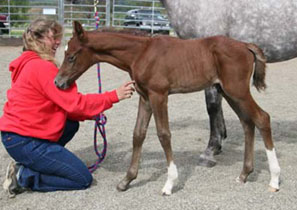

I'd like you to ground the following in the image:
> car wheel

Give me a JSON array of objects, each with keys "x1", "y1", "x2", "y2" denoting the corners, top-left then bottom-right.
[
  {"x1": 161, "y1": 31, "x2": 170, "y2": 35},
  {"x1": 0, "y1": 22, "x2": 4, "y2": 35}
]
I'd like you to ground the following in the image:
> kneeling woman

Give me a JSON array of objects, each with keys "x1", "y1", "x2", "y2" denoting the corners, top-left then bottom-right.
[{"x1": 0, "y1": 17, "x2": 135, "y2": 198}]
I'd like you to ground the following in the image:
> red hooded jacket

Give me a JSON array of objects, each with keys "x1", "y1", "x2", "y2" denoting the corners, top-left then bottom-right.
[{"x1": 0, "y1": 51, "x2": 119, "y2": 142}]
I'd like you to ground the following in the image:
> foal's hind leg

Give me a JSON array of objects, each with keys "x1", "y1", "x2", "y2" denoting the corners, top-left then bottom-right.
[
  {"x1": 199, "y1": 85, "x2": 227, "y2": 167},
  {"x1": 224, "y1": 93, "x2": 280, "y2": 191},
  {"x1": 117, "y1": 96, "x2": 152, "y2": 191},
  {"x1": 149, "y1": 92, "x2": 178, "y2": 195},
  {"x1": 236, "y1": 119, "x2": 255, "y2": 183},
  {"x1": 223, "y1": 95, "x2": 256, "y2": 183}
]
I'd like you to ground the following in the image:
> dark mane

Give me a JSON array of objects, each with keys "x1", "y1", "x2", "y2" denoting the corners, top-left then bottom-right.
[{"x1": 92, "y1": 27, "x2": 152, "y2": 37}]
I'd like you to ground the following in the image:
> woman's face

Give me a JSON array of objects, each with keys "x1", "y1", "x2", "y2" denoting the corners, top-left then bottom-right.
[{"x1": 43, "y1": 30, "x2": 62, "y2": 56}]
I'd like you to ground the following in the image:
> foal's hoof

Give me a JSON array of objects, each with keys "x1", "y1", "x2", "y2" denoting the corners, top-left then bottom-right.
[
  {"x1": 116, "y1": 181, "x2": 129, "y2": 192},
  {"x1": 161, "y1": 184, "x2": 173, "y2": 196},
  {"x1": 236, "y1": 176, "x2": 245, "y2": 184},
  {"x1": 198, "y1": 153, "x2": 217, "y2": 168},
  {"x1": 268, "y1": 186, "x2": 279, "y2": 192},
  {"x1": 161, "y1": 189, "x2": 172, "y2": 196}
]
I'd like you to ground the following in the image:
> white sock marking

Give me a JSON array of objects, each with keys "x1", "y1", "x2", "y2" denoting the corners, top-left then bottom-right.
[
  {"x1": 162, "y1": 162, "x2": 178, "y2": 195},
  {"x1": 266, "y1": 148, "x2": 281, "y2": 189}
]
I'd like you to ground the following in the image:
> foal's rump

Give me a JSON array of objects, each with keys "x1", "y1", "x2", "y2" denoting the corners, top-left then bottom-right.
[{"x1": 209, "y1": 36, "x2": 267, "y2": 95}]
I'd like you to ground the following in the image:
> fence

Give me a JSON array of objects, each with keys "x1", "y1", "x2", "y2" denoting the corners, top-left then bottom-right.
[
  {"x1": 0, "y1": 0, "x2": 171, "y2": 38},
  {"x1": 0, "y1": 0, "x2": 108, "y2": 37},
  {"x1": 112, "y1": 0, "x2": 170, "y2": 34}
]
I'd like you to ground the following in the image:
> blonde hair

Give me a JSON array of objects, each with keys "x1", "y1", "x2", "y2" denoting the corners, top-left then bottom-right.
[{"x1": 23, "y1": 17, "x2": 63, "y2": 64}]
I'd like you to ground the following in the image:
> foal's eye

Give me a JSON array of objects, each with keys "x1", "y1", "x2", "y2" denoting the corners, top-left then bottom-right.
[{"x1": 68, "y1": 55, "x2": 75, "y2": 63}]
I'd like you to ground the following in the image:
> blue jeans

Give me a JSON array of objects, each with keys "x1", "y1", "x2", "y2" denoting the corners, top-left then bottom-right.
[{"x1": 1, "y1": 120, "x2": 92, "y2": 192}]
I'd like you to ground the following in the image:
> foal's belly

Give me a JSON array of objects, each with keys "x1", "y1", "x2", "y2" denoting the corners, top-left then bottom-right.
[
  {"x1": 168, "y1": 79, "x2": 216, "y2": 94},
  {"x1": 169, "y1": 86, "x2": 207, "y2": 94},
  {"x1": 167, "y1": 60, "x2": 218, "y2": 95}
]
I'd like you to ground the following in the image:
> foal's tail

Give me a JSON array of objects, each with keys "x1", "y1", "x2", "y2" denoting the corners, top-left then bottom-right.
[{"x1": 247, "y1": 43, "x2": 267, "y2": 91}]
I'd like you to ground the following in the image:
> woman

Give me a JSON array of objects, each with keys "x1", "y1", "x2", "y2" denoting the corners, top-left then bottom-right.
[{"x1": 0, "y1": 17, "x2": 135, "y2": 198}]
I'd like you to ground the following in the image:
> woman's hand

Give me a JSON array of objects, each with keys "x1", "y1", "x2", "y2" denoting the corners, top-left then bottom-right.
[{"x1": 116, "y1": 81, "x2": 136, "y2": 101}]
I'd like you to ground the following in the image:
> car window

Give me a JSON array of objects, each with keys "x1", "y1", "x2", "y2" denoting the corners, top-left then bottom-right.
[{"x1": 124, "y1": 9, "x2": 169, "y2": 23}]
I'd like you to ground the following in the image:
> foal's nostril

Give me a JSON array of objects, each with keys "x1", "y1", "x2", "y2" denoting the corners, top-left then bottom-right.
[
  {"x1": 54, "y1": 79, "x2": 60, "y2": 87},
  {"x1": 54, "y1": 79, "x2": 69, "y2": 90},
  {"x1": 54, "y1": 79, "x2": 64, "y2": 89},
  {"x1": 60, "y1": 83, "x2": 67, "y2": 89}
]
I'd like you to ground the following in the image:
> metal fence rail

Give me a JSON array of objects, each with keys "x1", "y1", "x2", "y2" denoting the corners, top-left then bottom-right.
[
  {"x1": 0, "y1": 0, "x2": 61, "y2": 36},
  {"x1": 63, "y1": 0, "x2": 108, "y2": 31},
  {"x1": 112, "y1": 0, "x2": 170, "y2": 34},
  {"x1": 0, "y1": 0, "x2": 170, "y2": 39}
]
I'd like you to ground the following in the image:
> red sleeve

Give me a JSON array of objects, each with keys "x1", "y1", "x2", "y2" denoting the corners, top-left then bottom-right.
[{"x1": 35, "y1": 61, "x2": 119, "y2": 121}]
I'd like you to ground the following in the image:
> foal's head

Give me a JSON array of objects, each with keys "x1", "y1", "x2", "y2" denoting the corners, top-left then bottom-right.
[{"x1": 55, "y1": 21, "x2": 94, "y2": 89}]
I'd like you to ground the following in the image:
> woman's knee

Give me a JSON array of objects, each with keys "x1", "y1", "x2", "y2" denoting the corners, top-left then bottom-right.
[{"x1": 79, "y1": 171, "x2": 93, "y2": 189}]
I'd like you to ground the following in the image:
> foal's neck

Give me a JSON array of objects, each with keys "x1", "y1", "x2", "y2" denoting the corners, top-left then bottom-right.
[{"x1": 89, "y1": 32, "x2": 149, "y2": 73}]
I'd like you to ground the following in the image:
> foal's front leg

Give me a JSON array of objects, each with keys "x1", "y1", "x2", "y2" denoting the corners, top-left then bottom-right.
[
  {"x1": 149, "y1": 92, "x2": 178, "y2": 195},
  {"x1": 117, "y1": 96, "x2": 152, "y2": 191}
]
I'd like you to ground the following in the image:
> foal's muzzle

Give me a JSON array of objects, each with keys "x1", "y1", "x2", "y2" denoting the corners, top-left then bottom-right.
[{"x1": 54, "y1": 77, "x2": 69, "y2": 90}]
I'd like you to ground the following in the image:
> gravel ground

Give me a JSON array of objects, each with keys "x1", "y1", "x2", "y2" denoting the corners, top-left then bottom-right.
[{"x1": 0, "y1": 45, "x2": 296, "y2": 210}]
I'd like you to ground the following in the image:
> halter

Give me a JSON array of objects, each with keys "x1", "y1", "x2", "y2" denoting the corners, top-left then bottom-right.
[{"x1": 88, "y1": 0, "x2": 107, "y2": 173}]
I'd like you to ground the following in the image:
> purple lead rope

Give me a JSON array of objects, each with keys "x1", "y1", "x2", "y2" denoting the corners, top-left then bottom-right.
[{"x1": 88, "y1": 9, "x2": 108, "y2": 173}]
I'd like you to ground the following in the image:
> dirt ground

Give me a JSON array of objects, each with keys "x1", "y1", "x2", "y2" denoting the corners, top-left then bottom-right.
[{"x1": 0, "y1": 45, "x2": 296, "y2": 210}]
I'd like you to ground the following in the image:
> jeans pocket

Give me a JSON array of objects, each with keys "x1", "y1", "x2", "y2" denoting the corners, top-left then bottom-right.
[
  {"x1": 1, "y1": 132, "x2": 26, "y2": 149},
  {"x1": 1, "y1": 132, "x2": 33, "y2": 164}
]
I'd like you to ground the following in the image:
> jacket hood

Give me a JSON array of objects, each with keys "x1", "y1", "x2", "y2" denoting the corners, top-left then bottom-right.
[{"x1": 9, "y1": 50, "x2": 40, "y2": 83}]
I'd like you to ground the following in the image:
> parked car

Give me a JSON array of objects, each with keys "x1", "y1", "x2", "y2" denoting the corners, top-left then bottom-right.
[
  {"x1": 123, "y1": 9, "x2": 170, "y2": 35},
  {"x1": 0, "y1": 15, "x2": 9, "y2": 35}
]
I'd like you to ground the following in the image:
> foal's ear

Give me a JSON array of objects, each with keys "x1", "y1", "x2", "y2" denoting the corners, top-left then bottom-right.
[{"x1": 73, "y1": 21, "x2": 85, "y2": 40}]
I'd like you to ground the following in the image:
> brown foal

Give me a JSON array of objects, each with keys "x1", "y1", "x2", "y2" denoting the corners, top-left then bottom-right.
[{"x1": 55, "y1": 21, "x2": 280, "y2": 195}]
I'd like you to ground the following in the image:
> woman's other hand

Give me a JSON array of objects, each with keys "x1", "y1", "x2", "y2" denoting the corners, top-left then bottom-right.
[{"x1": 116, "y1": 81, "x2": 136, "y2": 101}]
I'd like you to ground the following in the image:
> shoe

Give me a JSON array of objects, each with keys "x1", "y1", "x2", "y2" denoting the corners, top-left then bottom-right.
[{"x1": 3, "y1": 161, "x2": 25, "y2": 198}]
